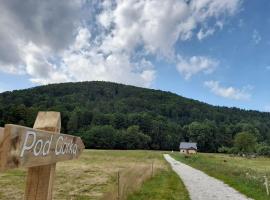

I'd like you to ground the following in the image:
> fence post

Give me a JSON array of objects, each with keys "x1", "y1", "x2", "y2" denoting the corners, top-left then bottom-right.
[
  {"x1": 117, "y1": 170, "x2": 120, "y2": 200},
  {"x1": 24, "y1": 112, "x2": 61, "y2": 200},
  {"x1": 264, "y1": 176, "x2": 269, "y2": 196},
  {"x1": 151, "y1": 161, "x2": 154, "y2": 178}
]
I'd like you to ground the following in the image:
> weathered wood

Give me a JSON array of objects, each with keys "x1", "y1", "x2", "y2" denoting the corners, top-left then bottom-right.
[
  {"x1": 0, "y1": 124, "x2": 84, "y2": 171},
  {"x1": 25, "y1": 164, "x2": 57, "y2": 200},
  {"x1": 25, "y1": 111, "x2": 61, "y2": 200},
  {"x1": 0, "y1": 127, "x2": 4, "y2": 145},
  {"x1": 0, "y1": 127, "x2": 4, "y2": 160},
  {"x1": 0, "y1": 112, "x2": 85, "y2": 200}
]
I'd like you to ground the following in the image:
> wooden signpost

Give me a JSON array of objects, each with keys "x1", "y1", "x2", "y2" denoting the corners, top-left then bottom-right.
[
  {"x1": 0, "y1": 127, "x2": 4, "y2": 145},
  {"x1": 0, "y1": 111, "x2": 85, "y2": 200}
]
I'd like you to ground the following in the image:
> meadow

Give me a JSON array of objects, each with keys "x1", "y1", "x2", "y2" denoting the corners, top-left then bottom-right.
[
  {"x1": 0, "y1": 150, "x2": 188, "y2": 200},
  {"x1": 172, "y1": 153, "x2": 270, "y2": 200}
]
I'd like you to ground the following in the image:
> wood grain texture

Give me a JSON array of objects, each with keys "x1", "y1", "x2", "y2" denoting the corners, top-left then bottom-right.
[
  {"x1": 0, "y1": 124, "x2": 84, "y2": 170},
  {"x1": 25, "y1": 111, "x2": 60, "y2": 200},
  {"x1": 0, "y1": 127, "x2": 4, "y2": 146},
  {"x1": 0, "y1": 112, "x2": 85, "y2": 200},
  {"x1": 0, "y1": 127, "x2": 5, "y2": 168}
]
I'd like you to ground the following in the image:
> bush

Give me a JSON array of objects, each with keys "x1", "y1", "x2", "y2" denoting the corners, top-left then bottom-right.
[
  {"x1": 218, "y1": 146, "x2": 239, "y2": 154},
  {"x1": 218, "y1": 146, "x2": 231, "y2": 153},
  {"x1": 82, "y1": 125, "x2": 117, "y2": 149},
  {"x1": 256, "y1": 145, "x2": 270, "y2": 156},
  {"x1": 227, "y1": 147, "x2": 238, "y2": 154},
  {"x1": 234, "y1": 132, "x2": 257, "y2": 153}
]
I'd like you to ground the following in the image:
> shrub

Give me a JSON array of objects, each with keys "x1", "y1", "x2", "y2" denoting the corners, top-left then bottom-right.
[
  {"x1": 234, "y1": 132, "x2": 257, "y2": 153},
  {"x1": 218, "y1": 146, "x2": 231, "y2": 153},
  {"x1": 227, "y1": 147, "x2": 238, "y2": 154},
  {"x1": 256, "y1": 145, "x2": 270, "y2": 156}
]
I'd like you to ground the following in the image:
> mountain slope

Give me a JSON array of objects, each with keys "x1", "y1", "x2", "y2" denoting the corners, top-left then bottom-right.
[{"x1": 0, "y1": 81, "x2": 269, "y2": 151}]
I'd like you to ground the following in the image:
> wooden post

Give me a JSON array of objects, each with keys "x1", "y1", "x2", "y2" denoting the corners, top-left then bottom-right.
[
  {"x1": 117, "y1": 171, "x2": 120, "y2": 200},
  {"x1": 24, "y1": 112, "x2": 61, "y2": 200},
  {"x1": 0, "y1": 111, "x2": 84, "y2": 199},
  {"x1": 151, "y1": 161, "x2": 154, "y2": 178},
  {"x1": 0, "y1": 127, "x2": 4, "y2": 144},
  {"x1": 264, "y1": 176, "x2": 269, "y2": 196}
]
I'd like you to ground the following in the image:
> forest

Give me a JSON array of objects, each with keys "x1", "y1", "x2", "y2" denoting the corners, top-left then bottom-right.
[{"x1": 0, "y1": 81, "x2": 270, "y2": 153}]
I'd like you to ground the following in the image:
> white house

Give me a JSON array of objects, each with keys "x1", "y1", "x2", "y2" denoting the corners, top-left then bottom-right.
[{"x1": 179, "y1": 142, "x2": 197, "y2": 154}]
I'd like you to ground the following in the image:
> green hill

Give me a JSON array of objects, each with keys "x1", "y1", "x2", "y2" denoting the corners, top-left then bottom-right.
[{"x1": 0, "y1": 81, "x2": 270, "y2": 152}]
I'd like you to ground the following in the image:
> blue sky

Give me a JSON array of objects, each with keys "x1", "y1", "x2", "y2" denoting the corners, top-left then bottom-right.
[{"x1": 0, "y1": 0, "x2": 269, "y2": 112}]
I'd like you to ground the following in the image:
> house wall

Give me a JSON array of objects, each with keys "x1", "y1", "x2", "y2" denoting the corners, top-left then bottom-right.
[
  {"x1": 180, "y1": 149, "x2": 197, "y2": 154},
  {"x1": 187, "y1": 149, "x2": 197, "y2": 154},
  {"x1": 180, "y1": 149, "x2": 187, "y2": 154}
]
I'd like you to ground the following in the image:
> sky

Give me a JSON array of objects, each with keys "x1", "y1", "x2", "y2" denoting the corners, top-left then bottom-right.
[{"x1": 0, "y1": 0, "x2": 269, "y2": 112}]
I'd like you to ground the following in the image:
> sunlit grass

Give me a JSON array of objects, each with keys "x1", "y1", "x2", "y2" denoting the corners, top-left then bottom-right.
[
  {"x1": 172, "y1": 153, "x2": 270, "y2": 200},
  {"x1": 127, "y1": 167, "x2": 189, "y2": 200},
  {"x1": 0, "y1": 150, "x2": 187, "y2": 200}
]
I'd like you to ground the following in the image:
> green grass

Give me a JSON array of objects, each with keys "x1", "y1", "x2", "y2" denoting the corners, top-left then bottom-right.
[
  {"x1": 127, "y1": 167, "x2": 189, "y2": 200},
  {"x1": 172, "y1": 153, "x2": 270, "y2": 200},
  {"x1": 0, "y1": 150, "x2": 188, "y2": 200}
]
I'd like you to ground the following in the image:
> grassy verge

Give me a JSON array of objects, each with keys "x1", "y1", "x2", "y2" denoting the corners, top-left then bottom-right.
[
  {"x1": 127, "y1": 167, "x2": 189, "y2": 200},
  {"x1": 0, "y1": 150, "x2": 187, "y2": 200},
  {"x1": 172, "y1": 153, "x2": 270, "y2": 200}
]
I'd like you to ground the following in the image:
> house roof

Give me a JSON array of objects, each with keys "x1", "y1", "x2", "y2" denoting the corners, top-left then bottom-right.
[{"x1": 179, "y1": 142, "x2": 197, "y2": 150}]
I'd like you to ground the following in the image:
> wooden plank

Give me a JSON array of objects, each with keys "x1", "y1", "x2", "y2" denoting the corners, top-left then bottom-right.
[
  {"x1": 25, "y1": 164, "x2": 57, "y2": 200},
  {"x1": 0, "y1": 118, "x2": 84, "y2": 171},
  {"x1": 0, "y1": 127, "x2": 4, "y2": 145},
  {"x1": 25, "y1": 111, "x2": 61, "y2": 200},
  {"x1": 0, "y1": 127, "x2": 4, "y2": 160}
]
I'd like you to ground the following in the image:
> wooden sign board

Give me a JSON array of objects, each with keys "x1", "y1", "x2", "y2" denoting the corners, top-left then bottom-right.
[
  {"x1": 0, "y1": 127, "x2": 4, "y2": 144},
  {"x1": 0, "y1": 124, "x2": 85, "y2": 171}
]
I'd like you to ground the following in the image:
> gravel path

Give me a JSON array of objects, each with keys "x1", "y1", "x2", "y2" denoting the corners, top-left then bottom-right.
[{"x1": 164, "y1": 154, "x2": 253, "y2": 200}]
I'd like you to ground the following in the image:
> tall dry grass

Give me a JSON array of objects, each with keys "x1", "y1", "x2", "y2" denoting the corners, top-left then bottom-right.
[
  {"x1": 0, "y1": 150, "x2": 166, "y2": 200},
  {"x1": 102, "y1": 162, "x2": 161, "y2": 200}
]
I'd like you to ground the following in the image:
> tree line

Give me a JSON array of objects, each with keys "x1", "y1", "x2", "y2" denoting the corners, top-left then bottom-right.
[{"x1": 0, "y1": 81, "x2": 270, "y2": 153}]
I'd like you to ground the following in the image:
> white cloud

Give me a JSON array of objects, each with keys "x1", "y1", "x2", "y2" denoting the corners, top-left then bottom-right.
[
  {"x1": 99, "y1": 0, "x2": 241, "y2": 57},
  {"x1": 60, "y1": 34, "x2": 156, "y2": 87},
  {"x1": 0, "y1": 0, "x2": 241, "y2": 87},
  {"x1": 177, "y1": 56, "x2": 218, "y2": 79},
  {"x1": 0, "y1": 0, "x2": 81, "y2": 82},
  {"x1": 197, "y1": 21, "x2": 225, "y2": 41},
  {"x1": 73, "y1": 28, "x2": 91, "y2": 50},
  {"x1": 204, "y1": 81, "x2": 252, "y2": 100},
  {"x1": 252, "y1": 29, "x2": 261, "y2": 44},
  {"x1": 197, "y1": 28, "x2": 216, "y2": 40}
]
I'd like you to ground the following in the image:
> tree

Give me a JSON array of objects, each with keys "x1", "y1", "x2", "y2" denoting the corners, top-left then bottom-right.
[
  {"x1": 234, "y1": 132, "x2": 257, "y2": 153},
  {"x1": 112, "y1": 113, "x2": 127, "y2": 129},
  {"x1": 92, "y1": 113, "x2": 111, "y2": 126},
  {"x1": 1, "y1": 81, "x2": 270, "y2": 152},
  {"x1": 82, "y1": 125, "x2": 117, "y2": 149},
  {"x1": 185, "y1": 121, "x2": 218, "y2": 152},
  {"x1": 67, "y1": 111, "x2": 79, "y2": 132},
  {"x1": 256, "y1": 145, "x2": 270, "y2": 156},
  {"x1": 125, "y1": 125, "x2": 151, "y2": 149}
]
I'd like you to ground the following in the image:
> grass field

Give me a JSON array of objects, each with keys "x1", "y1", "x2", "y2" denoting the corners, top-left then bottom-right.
[
  {"x1": 172, "y1": 153, "x2": 270, "y2": 200},
  {"x1": 128, "y1": 169, "x2": 189, "y2": 200},
  {"x1": 0, "y1": 150, "x2": 188, "y2": 200}
]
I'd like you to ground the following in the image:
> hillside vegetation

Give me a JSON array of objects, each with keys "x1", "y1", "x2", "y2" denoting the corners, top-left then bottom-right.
[{"x1": 0, "y1": 81, "x2": 270, "y2": 152}]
